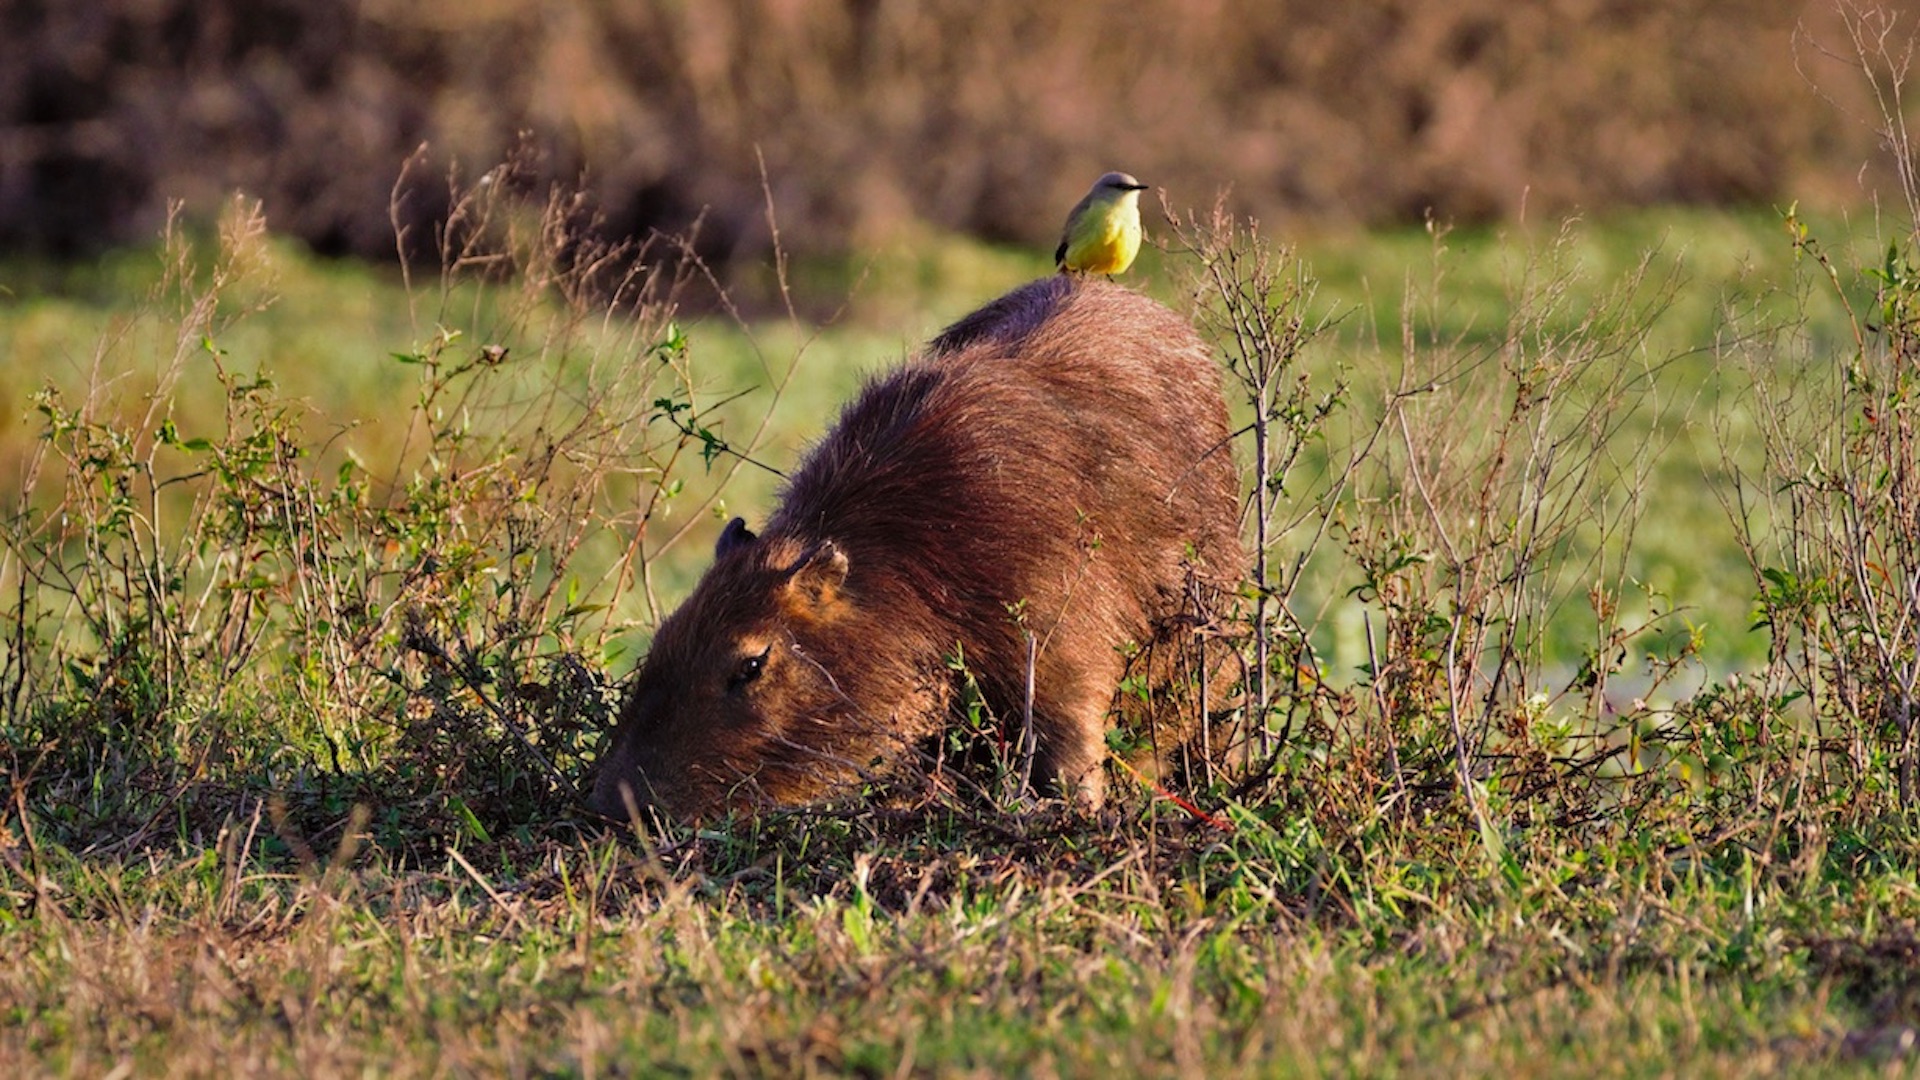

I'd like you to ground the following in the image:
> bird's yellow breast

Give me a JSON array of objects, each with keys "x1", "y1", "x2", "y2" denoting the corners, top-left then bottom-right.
[
  {"x1": 1062, "y1": 198, "x2": 1144, "y2": 275},
  {"x1": 1068, "y1": 220, "x2": 1140, "y2": 274}
]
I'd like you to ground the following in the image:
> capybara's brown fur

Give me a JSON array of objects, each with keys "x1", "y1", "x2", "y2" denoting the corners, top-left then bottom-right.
[{"x1": 586, "y1": 276, "x2": 1242, "y2": 821}]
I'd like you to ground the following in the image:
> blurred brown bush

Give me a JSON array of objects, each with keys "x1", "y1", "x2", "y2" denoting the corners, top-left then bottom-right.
[{"x1": 0, "y1": 0, "x2": 1907, "y2": 265}]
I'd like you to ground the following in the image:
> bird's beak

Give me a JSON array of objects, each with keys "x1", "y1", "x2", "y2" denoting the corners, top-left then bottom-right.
[{"x1": 1126, "y1": 183, "x2": 1149, "y2": 191}]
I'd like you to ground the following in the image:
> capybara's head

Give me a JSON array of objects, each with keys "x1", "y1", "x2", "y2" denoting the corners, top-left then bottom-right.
[{"x1": 587, "y1": 518, "x2": 891, "y2": 821}]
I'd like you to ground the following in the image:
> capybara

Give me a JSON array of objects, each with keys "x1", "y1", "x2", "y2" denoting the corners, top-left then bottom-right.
[{"x1": 587, "y1": 275, "x2": 1242, "y2": 821}]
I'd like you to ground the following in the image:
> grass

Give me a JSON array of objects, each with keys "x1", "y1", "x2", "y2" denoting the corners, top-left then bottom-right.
[
  {"x1": 6, "y1": 185, "x2": 1920, "y2": 1076},
  {"x1": 8, "y1": 797, "x2": 1918, "y2": 1075}
]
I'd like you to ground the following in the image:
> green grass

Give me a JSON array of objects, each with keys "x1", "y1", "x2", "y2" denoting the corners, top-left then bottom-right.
[{"x1": 6, "y1": 204, "x2": 1920, "y2": 1076}]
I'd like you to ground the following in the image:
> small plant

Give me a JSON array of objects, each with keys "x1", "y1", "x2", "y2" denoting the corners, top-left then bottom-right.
[{"x1": 1168, "y1": 198, "x2": 1346, "y2": 778}]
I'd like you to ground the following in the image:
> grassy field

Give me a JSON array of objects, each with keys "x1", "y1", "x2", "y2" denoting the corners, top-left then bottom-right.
[{"x1": 5, "y1": 195, "x2": 1920, "y2": 1076}]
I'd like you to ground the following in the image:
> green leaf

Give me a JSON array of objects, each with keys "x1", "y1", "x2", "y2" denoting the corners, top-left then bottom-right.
[{"x1": 448, "y1": 797, "x2": 491, "y2": 844}]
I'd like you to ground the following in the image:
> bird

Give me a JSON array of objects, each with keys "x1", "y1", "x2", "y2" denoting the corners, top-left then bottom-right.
[{"x1": 1055, "y1": 171, "x2": 1150, "y2": 276}]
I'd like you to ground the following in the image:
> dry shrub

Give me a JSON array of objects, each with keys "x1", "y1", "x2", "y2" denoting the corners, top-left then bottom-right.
[
  {"x1": 1155, "y1": 197, "x2": 1704, "y2": 850},
  {"x1": 1723, "y1": 3, "x2": 1920, "y2": 810}
]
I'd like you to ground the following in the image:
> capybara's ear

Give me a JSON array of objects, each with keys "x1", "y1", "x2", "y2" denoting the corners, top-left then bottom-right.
[
  {"x1": 784, "y1": 540, "x2": 849, "y2": 607},
  {"x1": 716, "y1": 517, "x2": 757, "y2": 558}
]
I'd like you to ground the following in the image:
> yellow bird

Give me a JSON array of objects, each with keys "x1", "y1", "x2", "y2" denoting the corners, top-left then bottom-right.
[{"x1": 1054, "y1": 171, "x2": 1149, "y2": 276}]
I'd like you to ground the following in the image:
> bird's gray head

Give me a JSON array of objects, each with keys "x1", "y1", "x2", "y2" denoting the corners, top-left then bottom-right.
[{"x1": 1096, "y1": 171, "x2": 1148, "y2": 193}]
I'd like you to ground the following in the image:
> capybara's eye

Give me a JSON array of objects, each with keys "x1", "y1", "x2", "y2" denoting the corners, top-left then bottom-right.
[{"x1": 727, "y1": 645, "x2": 771, "y2": 692}]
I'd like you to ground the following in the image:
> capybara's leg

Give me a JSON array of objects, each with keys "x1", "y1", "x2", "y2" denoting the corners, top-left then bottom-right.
[{"x1": 1032, "y1": 677, "x2": 1113, "y2": 809}]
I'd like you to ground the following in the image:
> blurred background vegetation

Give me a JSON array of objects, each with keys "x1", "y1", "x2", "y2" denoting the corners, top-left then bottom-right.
[{"x1": 2, "y1": 0, "x2": 1911, "y2": 268}]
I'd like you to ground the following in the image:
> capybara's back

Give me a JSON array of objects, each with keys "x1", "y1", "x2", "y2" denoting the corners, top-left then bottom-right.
[{"x1": 588, "y1": 276, "x2": 1242, "y2": 821}]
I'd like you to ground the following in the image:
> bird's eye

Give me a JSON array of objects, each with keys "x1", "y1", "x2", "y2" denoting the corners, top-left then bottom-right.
[{"x1": 728, "y1": 646, "x2": 770, "y2": 691}]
